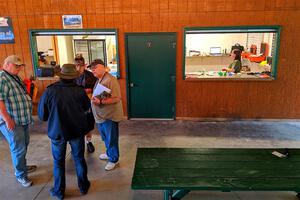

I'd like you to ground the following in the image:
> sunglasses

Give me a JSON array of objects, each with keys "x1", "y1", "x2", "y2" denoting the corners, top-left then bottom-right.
[
  {"x1": 90, "y1": 65, "x2": 99, "y2": 70},
  {"x1": 76, "y1": 63, "x2": 85, "y2": 67},
  {"x1": 14, "y1": 64, "x2": 25, "y2": 68}
]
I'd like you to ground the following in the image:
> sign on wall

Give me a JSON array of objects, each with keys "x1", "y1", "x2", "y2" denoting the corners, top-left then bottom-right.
[
  {"x1": 0, "y1": 17, "x2": 15, "y2": 44},
  {"x1": 62, "y1": 15, "x2": 82, "y2": 29}
]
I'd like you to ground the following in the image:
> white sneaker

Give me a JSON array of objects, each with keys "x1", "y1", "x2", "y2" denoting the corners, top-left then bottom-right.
[
  {"x1": 105, "y1": 161, "x2": 118, "y2": 171},
  {"x1": 17, "y1": 176, "x2": 32, "y2": 187},
  {"x1": 99, "y1": 153, "x2": 109, "y2": 160}
]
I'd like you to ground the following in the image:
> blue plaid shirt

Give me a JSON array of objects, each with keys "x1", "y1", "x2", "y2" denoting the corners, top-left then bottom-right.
[{"x1": 0, "y1": 70, "x2": 33, "y2": 125}]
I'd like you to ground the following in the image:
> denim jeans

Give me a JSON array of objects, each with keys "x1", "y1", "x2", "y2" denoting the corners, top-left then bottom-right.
[
  {"x1": 97, "y1": 120, "x2": 119, "y2": 163},
  {"x1": 0, "y1": 123, "x2": 29, "y2": 179},
  {"x1": 51, "y1": 136, "x2": 89, "y2": 197}
]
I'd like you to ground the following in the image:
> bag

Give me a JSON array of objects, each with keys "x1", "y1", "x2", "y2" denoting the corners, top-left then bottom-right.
[
  {"x1": 231, "y1": 43, "x2": 244, "y2": 52},
  {"x1": 85, "y1": 108, "x2": 95, "y2": 133}
]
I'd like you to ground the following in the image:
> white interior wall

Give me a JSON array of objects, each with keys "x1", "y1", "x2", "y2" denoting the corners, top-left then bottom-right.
[
  {"x1": 36, "y1": 36, "x2": 52, "y2": 52},
  {"x1": 263, "y1": 33, "x2": 274, "y2": 56},
  {"x1": 186, "y1": 32, "x2": 274, "y2": 56},
  {"x1": 186, "y1": 33, "x2": 247, "y2": 56},
  {"x1": 57, "y1": 36, "x2": 74, "y2": 65}
]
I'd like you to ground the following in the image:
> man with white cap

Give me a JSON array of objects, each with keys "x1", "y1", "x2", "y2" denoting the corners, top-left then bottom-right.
[{"x1": 0, "y1": 55, "x2": 36, "y2": 187}]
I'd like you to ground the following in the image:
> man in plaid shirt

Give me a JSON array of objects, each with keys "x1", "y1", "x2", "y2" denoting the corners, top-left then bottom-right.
[{"x1": 0, "y1": 55, "x2": 36, "y2": 187}]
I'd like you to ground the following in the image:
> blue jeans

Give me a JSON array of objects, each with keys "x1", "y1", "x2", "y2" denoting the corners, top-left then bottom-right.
[
  {"x1": 0, "y1": 123, "x2": 29, "y2": 179},
  {"x1": 97, "y1": 120, "x2": 119, "y2": 163},
  {"x1": 51, "y1": 136, "x2": 89, "y2": 197}
]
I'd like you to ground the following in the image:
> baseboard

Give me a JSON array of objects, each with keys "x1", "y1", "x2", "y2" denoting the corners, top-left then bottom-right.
[{"x1": 175, "y1": 117, "x2": 300, "y2": 122}]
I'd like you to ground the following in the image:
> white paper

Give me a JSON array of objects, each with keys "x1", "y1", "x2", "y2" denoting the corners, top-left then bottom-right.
[
  {"x1": 92, "y1": 83, "x2": 111, "y2": 97},
  {"x1": 272, "y1": 151, "x2": 286, "y2": 158}
]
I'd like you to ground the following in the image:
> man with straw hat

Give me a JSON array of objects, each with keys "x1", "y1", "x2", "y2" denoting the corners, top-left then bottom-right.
[{"x1": 38, "y1": 63, "x2": 91, "y2": 199}]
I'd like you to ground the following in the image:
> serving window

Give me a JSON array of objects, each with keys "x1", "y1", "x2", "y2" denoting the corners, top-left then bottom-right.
[
  {"x1": 29, "y1": 29, "x2": 119, "y2": 79},
  {"x1": 184, "y1": 26, "x2": 281, "y2": 80}
]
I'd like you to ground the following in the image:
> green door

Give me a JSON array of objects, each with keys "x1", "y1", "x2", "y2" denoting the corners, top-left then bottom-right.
[{"x1": 126, "y1": 33, "x2": 176, "y2": 119}]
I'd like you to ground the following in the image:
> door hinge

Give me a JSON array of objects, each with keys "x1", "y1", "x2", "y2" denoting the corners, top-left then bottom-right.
[{"x1": 147, "y1": 41, "x2": 152, "y2": 48}]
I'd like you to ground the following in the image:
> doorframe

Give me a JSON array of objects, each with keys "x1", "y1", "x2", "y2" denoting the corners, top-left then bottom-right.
[{"x1": 124, "y1": 32, "x2": 177, "y2": 120}]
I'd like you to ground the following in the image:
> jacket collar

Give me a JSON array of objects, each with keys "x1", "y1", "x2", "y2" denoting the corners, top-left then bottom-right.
[{"x1": 54, "y1": 80, "x2": 77, "y2": 87}]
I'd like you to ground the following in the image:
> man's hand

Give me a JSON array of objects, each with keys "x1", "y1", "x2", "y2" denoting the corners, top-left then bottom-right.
[
  {"x1": 0, "y1": 100, "x2": 15, "y2": 131},
  {"x1": 101, "y1": 98, "x2": 112, "y2": 105},
  {"x1": 5, "y1": 116, "x2": 15, "y2": 131},
  {"x1": 91, "y1": 96, "x2": 101, "y2": 105},
  {"x1": 85, "y1": 88, "x2": 93, "y2": 94}
]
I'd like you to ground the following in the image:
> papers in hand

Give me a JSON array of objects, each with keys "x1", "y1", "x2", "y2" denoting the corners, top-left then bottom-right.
[{"x1": 92, "y1": 83, "x2": 111, "y2": 98}]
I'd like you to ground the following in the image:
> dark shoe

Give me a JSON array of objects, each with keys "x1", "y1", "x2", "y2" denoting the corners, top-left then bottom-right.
[
  {"x1": 27, "y1": 165, "x2": 37, "y2": 173},
  {"x1": 49, "y1": 188, "x2": 64, "y2": 200},
  {"x1": 80, "y1": 181, "x2": 91, "y2": 195},
  {"x1": 86, "y1": 142, "x2": 95, "y2": 153}
]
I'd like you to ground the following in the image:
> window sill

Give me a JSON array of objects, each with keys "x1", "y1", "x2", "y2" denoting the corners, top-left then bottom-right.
[
  {"x1": 184, "y1": 76, "x2": 275, "y2": 81},
  {"x1": 36, "y1": 76, "x2": 59, "y2": 81}
]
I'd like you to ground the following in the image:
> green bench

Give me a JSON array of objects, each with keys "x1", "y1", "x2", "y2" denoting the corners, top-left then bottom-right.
[{"x1": 131, "y1": 148, "x2": 300, "y2": 200}]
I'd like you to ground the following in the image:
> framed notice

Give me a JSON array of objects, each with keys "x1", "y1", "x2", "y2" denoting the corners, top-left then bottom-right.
[
  {"x1": 0, "y1": 17, "x2": 15, "y2": 44},
  {"x1": 62, "y1": 15, "x2": 82, "y2": 29}
]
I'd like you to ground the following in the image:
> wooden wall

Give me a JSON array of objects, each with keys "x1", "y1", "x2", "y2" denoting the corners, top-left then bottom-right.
[{"x1": 0, "y1": 0, "x2": 300, "y2": 119}]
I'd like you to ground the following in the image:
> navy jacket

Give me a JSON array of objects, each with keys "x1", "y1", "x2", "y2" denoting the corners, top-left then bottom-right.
[{"x1": 38, "y1": 81, "x2": 91, "y2": 141}]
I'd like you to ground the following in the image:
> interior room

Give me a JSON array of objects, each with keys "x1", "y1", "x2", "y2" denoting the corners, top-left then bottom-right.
[
  {"x1": 185, "y1": 31, "x2": 276, "y2": 79},
  {"x1": 35, "y1": 34, "x2": 118, "y2": 77}
]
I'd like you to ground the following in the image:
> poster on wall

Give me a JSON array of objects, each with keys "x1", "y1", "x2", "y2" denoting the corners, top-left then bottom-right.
[
  {"x1": 62, "y1": 15, "x2": 82, "y2": 29},
  {"x1": 0, "y1": 17, "x2": 15, "y2": 44}
]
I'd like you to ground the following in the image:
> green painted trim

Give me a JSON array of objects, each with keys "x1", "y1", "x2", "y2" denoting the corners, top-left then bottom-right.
[
  {"x1": 183, "y1": 25, "x2": 281, "y2": 80},
  {"x1": 115, "y1": 29, "x2": 120, "y2": 78},
  {"x1": 172, "y1": 33, "x2": 177, "y2": 120},
  {"x1": 184, "y1": 25, "x2": 281, "y2": 32},
  {"x1": 272, "y1": 26, "x2": 282, "y2": 79},
  {"x1": 30, "y1": 28, "x2": 117, "y2": 35},
  {"x1": 182, "y1": 29, "x2": 187, "y2": 80},
  {"x1": 124, "y1": 34, "x2": 131, "y2": 119},
  {"x1": 28, "y1": 30, "x2": 39, "y2": 78}
]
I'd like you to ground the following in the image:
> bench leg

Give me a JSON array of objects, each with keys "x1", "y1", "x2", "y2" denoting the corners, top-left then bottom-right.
[
  {"x1": 164, "y1": 190, "x2": 173, "y2": 200},
  {"x1": 172, "y1": 190, "x2": 190, "y2": 200},
  {"x1": 164, "y1": 190, "x2": 190, "y2": 200},
  {"x1": 297, "y1": 193, "x2": 300, "y2": 199}
]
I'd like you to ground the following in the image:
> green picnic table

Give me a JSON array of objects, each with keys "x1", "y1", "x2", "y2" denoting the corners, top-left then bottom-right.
[{"x1": 131, "y1": 148, "x2": 300, "y2": 200}]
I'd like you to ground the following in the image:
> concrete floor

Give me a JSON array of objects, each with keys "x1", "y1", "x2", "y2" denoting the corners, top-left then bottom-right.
[{"x1": 1, "y1": 117, "x2": 300, "y2": 200}]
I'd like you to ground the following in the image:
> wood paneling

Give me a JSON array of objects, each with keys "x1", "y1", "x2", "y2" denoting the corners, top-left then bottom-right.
[{"x1": 0, "y1": 0, "x2": 299, "y2": 119}]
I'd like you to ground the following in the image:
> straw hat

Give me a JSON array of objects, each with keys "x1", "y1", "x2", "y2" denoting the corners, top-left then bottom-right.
[{"x1": 57, "y1": 64, "x2": 80, "y2": 79}]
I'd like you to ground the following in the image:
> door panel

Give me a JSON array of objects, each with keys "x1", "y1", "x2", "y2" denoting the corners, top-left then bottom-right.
[
  {"x1": 90, "y1": 40, "x2": 105, "y2": 64},
  {"x1": 126, "y1": 33, "x2": 176, "y2": 118}
]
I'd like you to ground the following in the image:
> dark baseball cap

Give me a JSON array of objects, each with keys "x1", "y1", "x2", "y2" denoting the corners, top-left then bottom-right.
[{"x1": 90, "y1": 59, "x2": 105, "y2": 69}]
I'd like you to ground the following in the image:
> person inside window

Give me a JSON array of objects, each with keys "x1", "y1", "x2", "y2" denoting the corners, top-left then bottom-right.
[
  {"x1": 227, "y1": 49, "x2": 242, "y2": 73},
  {"x1": 75, "y1": 54, "x2": 97, "y2": 153}
]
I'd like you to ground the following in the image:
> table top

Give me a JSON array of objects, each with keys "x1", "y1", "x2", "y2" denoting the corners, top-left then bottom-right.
[{"x1": 132, "y1": 148, "x2": 300, "y2": 192}]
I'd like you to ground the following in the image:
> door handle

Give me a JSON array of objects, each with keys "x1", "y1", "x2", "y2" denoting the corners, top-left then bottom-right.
[{"x1": 130, "y1": 83, "x2": 135, "y2": 87}]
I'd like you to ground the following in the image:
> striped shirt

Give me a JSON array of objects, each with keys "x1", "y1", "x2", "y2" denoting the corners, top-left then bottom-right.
[{"x1": 0, "y1": 70, "x2": 33, "y2": 125}]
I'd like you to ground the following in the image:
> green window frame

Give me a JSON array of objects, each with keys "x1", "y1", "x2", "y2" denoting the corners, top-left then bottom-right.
[
  {"x1": 183, "y1": 26, "x2": 281, "y2": 80},
  {"x1": 29, "y1": 29, "x2": 120, "y2": 78}
]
